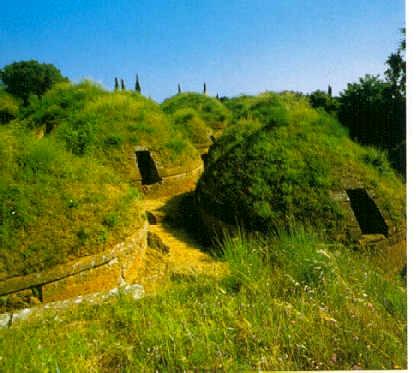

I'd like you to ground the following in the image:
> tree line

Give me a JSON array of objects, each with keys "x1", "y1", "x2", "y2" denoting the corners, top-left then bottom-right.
[
  {"x1": 0, "y1": 28, "x2": 406, "y2": 175},
  {"x1": 308, "y1": 28, "x2": 406, "y2": 175}
]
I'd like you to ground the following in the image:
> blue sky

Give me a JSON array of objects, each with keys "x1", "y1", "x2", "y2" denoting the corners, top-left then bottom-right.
[{"x1": 0, "y1": 0, "x2": 404, "y2": 101}]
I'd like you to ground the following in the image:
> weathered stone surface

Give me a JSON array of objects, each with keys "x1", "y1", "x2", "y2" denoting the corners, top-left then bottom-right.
[
  {"x1": 0, "y1": 313, "x2": 11, "y2": 328},
  {"x1": 0, "y1": 284, "x2": 144, "y2": 329},
  {"x1": 42, "y1": 259, "x2": 121, "y2": 302},
  {"x1": 141, "y1": 162, "x2": 203, "y2": 198},
  {"x1": 0, "y1": 222, "x2": 148, "y2": 302},
  {"x1": 122, "y1": 284, "x2": 144, "y2": 300},
  {"x1": 43, "y1": 223, "x2": 148, "y2": 302},
  {"x1": 0, "y1": 251, "x2": 117, "y2": 296},
  {"x1": 12, "y1": 307, "x2": 33, "y2": 323}
]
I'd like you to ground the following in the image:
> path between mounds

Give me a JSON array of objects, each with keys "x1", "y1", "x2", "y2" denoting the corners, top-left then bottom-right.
[
  {"x1": 0, "y1": 191, "x2": 227, "y2": 328},
  {"x1": 137, "y1": 194, "x2": 227, "y2": 293}
]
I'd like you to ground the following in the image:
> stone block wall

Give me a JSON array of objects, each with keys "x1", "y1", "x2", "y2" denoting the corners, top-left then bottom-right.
[{"x1": 0, "y1": 222, "x2": 148, "y2": 305}]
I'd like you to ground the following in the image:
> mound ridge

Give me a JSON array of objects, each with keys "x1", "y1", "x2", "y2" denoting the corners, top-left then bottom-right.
[{"x1": 196, "y1": 93, "x2": 405, "y2": 240}]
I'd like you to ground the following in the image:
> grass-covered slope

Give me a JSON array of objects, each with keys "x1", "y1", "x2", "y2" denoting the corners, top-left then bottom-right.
[
  {"x1": 197, "y1": 92, "x2": 405, "y2": 234},
  {"x1": 22, "y1": 82, "x2": 200, "y2": 178},
  {"x1": 0, "y1": 230, "x2": 406, "y2": 370},
  {"x1": 171, "y1": 108, "x2": 212, "y2": 147},
  {"x1": 0, "y1": 126, "x2": 143, "y2": 278},
  {"x1": 161, "y1": 92, "x2": 231, "y2": 132},
  {"x1": 0, "y1": 82, "x2": 206, "y2": 278},
  {"x1": 223, "y1": 91, "x2": 291, "y2": 125}
]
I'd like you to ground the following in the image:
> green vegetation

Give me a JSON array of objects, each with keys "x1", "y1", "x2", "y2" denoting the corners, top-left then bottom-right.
[
  {"x1": 135, "y1": 74, "x2": 141, "y2": 93},
  {"x1": 338, "y1": 74, "x2": 405, "y2": 174},
  {"x1": 0, "y1": 229, "x2": 406, "y2": 370},
  {"x1": 0, "y1": 60, "x2": 67, "y2": 104},
  {"x1": 22, "y1": 81, "x2": 199, "y2": 175},
  {"x1": 0, "y1": 90, "x2": 20, "y2": 124},
  {"x1": 337, "y1": 29, "x2": 406, "y2": 174},
  {"x1": 0, "y1": 80, "x2": 201, "y2": 277},
  {"x1": 161, "y1": 92, "x2": 231, "y2": 132},
  {"x1": 308, "y1": 89, "x2": 339, "y2": 116},
  {"x1": 0, "y1": 125, "x2": 143, "y2": 277},
  {"x1": 0, "y1": 57, "x2": 406, "y2": 371},
  {"x1": 197, "y1": 92, "x2": 405, "y2": 234},
  {"x1": 223, "y1": 92, "x2": 289, "y2": 125},
  {"x1": 171, "y1": 108, "x2": 212, "y2": 146}
]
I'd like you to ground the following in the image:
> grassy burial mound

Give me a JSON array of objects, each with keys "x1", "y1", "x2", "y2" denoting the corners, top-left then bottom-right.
[
  {"x1": 161, "y1": 92, "x2": 231, "y2": 136},
  {"x1": 0, "y1": 126, "x2": 143, "y2": 278},
  {"x1": 196, "y1": 92, "x2": 405, "y2": 241},
  {"x1": 22, "y1": 81, "x2": 200, "y2": 182},
  {"x1": 0, "y1": 82, "x2": 201, "y2": 278},
  {"x1": 223, "y1": 91, "x2": 292, "y2": 125},
  {"x1": 170, "y1": 108, "x2": 213, "y2": 149}
]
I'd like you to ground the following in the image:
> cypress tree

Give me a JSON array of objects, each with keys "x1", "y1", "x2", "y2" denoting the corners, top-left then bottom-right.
[
  {"x1": 135, "y1": 74, "x2": 141, "y2": 93},
  {"x1": 216, "y1": 93, "x2": 219, "y2": 100},
  {"x1": 121, "y1": 79, "x2": 125, "y2": 91},
  {"x1": 178, "y1": 83, "x2": 181, "y2": 94},
  {"x1": 327, "y1": 84, "x2": 332, "y2": 97},
  {"x1": 203, "y1": 82, "x2": 207, "y2": 95},
  {"x1": 114, "y1": 77, "x2": 119, "y2": 91}
]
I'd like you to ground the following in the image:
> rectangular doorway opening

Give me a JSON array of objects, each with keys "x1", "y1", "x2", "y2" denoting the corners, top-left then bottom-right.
[
  {"x1": 135, "y1": 150, "x2": 161, "y2": 185},
  {"x1": 346, "y1": 188, "x2": 388, "y2": 236},
  {"x1": 201, "y1": 153, "x2": 208, "y2": 168}
]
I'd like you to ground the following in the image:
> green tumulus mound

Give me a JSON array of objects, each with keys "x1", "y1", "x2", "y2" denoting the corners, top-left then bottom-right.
[
  {"x1": 196, "y1": 92, "x2": 405, "y2": 241},
  {"x1": 161, "y1": 92, "x2": 231, "y2": 135},
  {"x1": 22, "y1": 81, "x2": 200, "y2": 178},
  {"x1": 0, "y1": 81, "x2": 202, "y2": 278}
]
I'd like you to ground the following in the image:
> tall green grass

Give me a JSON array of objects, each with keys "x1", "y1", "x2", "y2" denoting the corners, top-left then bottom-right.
[{"x1": 0, "y1": 229, "x2": 406, "y2": 371}]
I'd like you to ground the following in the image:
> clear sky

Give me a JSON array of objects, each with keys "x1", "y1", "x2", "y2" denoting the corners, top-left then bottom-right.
[{"x1": 0, "y1": 0, "x2": 405, "y2": 102}]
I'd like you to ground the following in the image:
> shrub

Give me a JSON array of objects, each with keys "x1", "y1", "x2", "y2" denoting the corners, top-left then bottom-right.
[
  {"x1": 0, "y1": 91, "x2": 20, "y2": 124},
  {"x1": 171, "y1": 108, "x2": 212, "y2": 145}
]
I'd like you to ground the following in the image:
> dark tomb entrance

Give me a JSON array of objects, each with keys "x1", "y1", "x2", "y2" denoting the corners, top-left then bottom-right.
[
  {"x1": 135, "y1": 150, "x2": 161, "y2": 185},
  {"x1": 201, "y1": 153, "x2": 208, "y2": 168},
  {"x1": 346, "y1": 188, "x2": 388, "y2": 236}
]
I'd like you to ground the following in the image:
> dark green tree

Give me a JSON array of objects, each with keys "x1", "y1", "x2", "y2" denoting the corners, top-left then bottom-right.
[
  {"x1": 135, "y1": 74, "x2": 141, "y2": 93},
  {"x1": 327, "y1": 84, "x2": 332, "y2": 97},
  {"x1": 337, "y1": 29, "x2": 406, "y2": 175},
  {"x1": 177, "y1": 83, "x2": 181, "y2": 94},
  {"x1": 0, "y1": 60, "x2": 67, "y2": 104},
  {"x1": 309, "y1": 89, "x2": 338, "y2": 115},
  {"x1": 203, "y1": 82, "x2": 207, "y2": 95},
  {"x1": 385, "y1": 28, "x2": 406, "y2": 97},
  {"x1": 121, "y1": 79, "x2": 125, "y2": 91},
  {"x1": 114, "y1": 77, "x2": 119, "y2": 91},
  {"x1": 0, "y1": 91, "x2": 20, "y2": 124},
  {"x1": 338, "y1": 75, "x2": 389, "y2": 146},
  {"x1": 383, "y1": 27, "x2": 406, "y2": 173}
]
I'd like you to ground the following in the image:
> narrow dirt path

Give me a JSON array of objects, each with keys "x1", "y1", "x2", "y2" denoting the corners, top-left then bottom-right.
[{"x1": 136, "y1": 192, "x2": 226, "y2": 293}]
